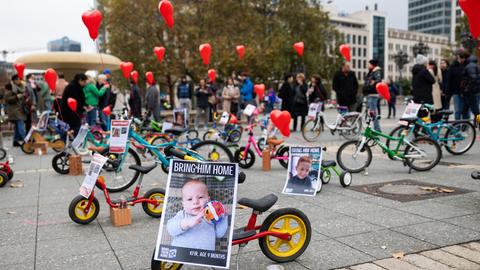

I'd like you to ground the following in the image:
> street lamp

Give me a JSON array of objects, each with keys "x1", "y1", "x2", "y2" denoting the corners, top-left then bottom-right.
[
  {"x1": 412, "y1": 42, "x2": 430, "y2": 57},
  {"x1": 393, "y1": 50, "x2": 409, "y2": 80}
]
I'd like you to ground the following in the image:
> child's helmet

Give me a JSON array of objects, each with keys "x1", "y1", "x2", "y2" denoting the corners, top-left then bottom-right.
[{"x1": 203, "y1": 200, "x2": 226, "y2": 224}]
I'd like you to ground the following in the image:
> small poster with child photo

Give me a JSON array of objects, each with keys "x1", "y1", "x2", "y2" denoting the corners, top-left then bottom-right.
[
  {"x1": 282, "y1": 147, "x2": 323, "y2": 196},
  {"x1": 153, "y1": 160, "x2": 238, "y2": 269},
  {"x1": 173, "y1": 108, "x2": 188, "y2": 128}
]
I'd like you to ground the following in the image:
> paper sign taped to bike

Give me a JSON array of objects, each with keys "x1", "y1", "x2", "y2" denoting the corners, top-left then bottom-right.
[
  {"x1": 154, "y1": 160, "x2": 239, "y2": 269},
  {"x1": 72, "y1": 125, "x2": 89, "y2": 149},
  {"x1": 219, "y1": 111, "x2": 229, "y2": 125},
  {"x1": 173, "y1": 108, "x2": 188, "y2": 128},
  {"x1": 308, "y1": 103, "x2": 322, "y2": 118},
  {"x1": 79, "y1": 153, "x2": 108, "y2": 198},
  {"x1": 109, "y1": 120, "x2": 130, "y2": 153},
  {"x1": 243, "y1": 104, "x2": 256, "y2": 116},
  {"x1": 399, "y1": 102, "x2": 421, "y2": 126},
  {"x1": 282, "y1": 146, "x2": 323, "y2": 197}
]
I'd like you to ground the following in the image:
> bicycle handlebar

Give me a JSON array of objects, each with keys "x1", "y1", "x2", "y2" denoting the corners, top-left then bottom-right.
[{"x1": 164, "y1": 145, "x2": 188, "y2": 159}]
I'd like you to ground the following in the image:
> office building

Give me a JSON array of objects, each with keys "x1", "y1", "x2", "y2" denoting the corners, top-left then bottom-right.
[{"x1": 47, "y1": 36, "x2": 81, "y2": 52}]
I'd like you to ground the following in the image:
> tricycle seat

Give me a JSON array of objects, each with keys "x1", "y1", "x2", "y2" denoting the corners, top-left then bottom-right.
[
  {"x1": 238, "y1": 194, "x2": 278, "y2": 212},
  {"x1": 322, "y1": 160, "x2": 336, "y2": 167},
  {"x1": 129, "y1": 164, "x2": 157, "y2": 174}
]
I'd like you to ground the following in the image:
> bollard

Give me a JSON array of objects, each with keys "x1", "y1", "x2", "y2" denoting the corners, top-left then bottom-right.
[{"x1": 262, "y1": 148, "x2": 271, "y2": 171}]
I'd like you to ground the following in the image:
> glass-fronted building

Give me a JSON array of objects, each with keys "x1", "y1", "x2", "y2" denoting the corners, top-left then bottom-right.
[{"x1": 47, "y1": 36, "x2": 81, "y2": 52}]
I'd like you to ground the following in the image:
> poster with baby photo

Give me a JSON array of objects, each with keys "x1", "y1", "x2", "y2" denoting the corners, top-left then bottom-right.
[
  {"x1": 173, "y1": 108, "x2": 188, "y2": 128},
  {"x1": 282, "y1": 146, "x2": 322, "y2": 196},
  {"x1": 154, "y1": 160, "x2": 238, "y2": 269}
]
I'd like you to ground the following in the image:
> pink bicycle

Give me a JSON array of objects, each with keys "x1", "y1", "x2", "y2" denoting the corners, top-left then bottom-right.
[{"x1": 233, "y1": 123, "x2": 289, "y2": 169}]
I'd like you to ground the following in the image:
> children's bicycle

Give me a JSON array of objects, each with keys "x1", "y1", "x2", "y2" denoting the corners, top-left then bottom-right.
[
  {"x1": 151, "y1": 149, "x2": 311, "y2": 269},
  {"x1": 0, "y1": 161, "x2": 14, "y2": 187},
  {"x1": 68, "y1": 163, "x2": 165, "y2": 224},
  {"x1": 318, "y1": 148, "x2": 352, "y2": 189},
  {"x1": 337, "y1": 115, "x2": 442, "y2": 173},
  {"x1": 22, "y1": 111, "x2": 66, "y2": 154},
  {"x1": 203, "y1": 112, "x2": 243, "y2": 143},
  {"x1": 234, "y1": 123, "x2": 289, "y2": 169}
]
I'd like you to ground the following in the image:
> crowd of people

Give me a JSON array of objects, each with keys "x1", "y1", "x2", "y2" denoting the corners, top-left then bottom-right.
[{"x1": 1, "y1": 51, "x2": 479, "y2": 147}]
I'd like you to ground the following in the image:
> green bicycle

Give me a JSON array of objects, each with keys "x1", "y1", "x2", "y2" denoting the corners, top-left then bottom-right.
[{"x1": 336, "y1": 115, "x2": 442, "y2": 173}]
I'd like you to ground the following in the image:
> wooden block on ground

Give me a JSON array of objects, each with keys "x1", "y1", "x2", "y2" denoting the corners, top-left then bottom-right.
[
  {"x1": 68, "y1": 154, "x2": 83, "y2": 175},
  {"x1": 33, "y1": 142, "x2": 48, "y2": 155},
  {"x1": 262, "y1": 148, "x2": 271, "y2": 171},
  {"x1": 110, "y1": 207, "x2": 132, "y2": 227}
]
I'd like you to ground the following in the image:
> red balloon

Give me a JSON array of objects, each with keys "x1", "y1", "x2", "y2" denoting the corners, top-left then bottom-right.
[
  {"x1": 14, "y1": 63, "x2": 25, "y2": 79},
  {"x1": 459, "y1": 0, "x2": 480, "y2": 39},
  {"x1": 376, "y1": 82, "x2": 391, "y2": 102},
  {"x1": 44, "y1": 68, "x2": 57, "y2": 93},
  {"x1": 236, "y1": 45, "x2": 245, "y2": 60},
  {"x1": 130, "y1": 70, "x2": 139, "y2": 84},
  {"x1": 82, "y1": 10, "x2": 102, "y2": 40},
  {"x1": 270, "y1": 110, "x2": 291, "y2": 137},
  {"x1": 67, "y1": 98, "x2": 77, "y2": 112},
  {"x1": 229, "y1": 114, "x2": 238, "y2": 124},
  {"x1": 102, "y1": 106, "x2": 111, "y2": 117},
  {"x1": 154, "y1": 46, "x2": 166, "y2": 63},
  {"x1": 339, "y1": 44, "x2": 351, "y2": 62},
  {"x1": 199, "y1": 43, "x2": 212, "y2": 66},
  {"x1": 208, "y1": 69, "x2": 216, "y2": 82},
  {"x1": 293, "y1": 42, "x2": 304, "y2": 57},
  {"x1": 120, "y1": 62, "x2": 134, "y2": 80},
  {"x1": 146, "y1": 71, "x2": 155, "y2": 85},
  {"x1": 254, "y1": 84, "x2": 265, "y2": 100},
  {"x1": 158, "y1": 0, "x2": 174, "y2": 29}
]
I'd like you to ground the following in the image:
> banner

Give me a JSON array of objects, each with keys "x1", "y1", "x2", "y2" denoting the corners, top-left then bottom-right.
[{"x1": 282, "y1": 146, "x2": 323, "y2": 196}]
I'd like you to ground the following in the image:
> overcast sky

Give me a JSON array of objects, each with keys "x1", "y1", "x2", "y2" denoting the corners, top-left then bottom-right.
[{"x1": 0, "y1": 0, "x2": 407, "y2": 63}]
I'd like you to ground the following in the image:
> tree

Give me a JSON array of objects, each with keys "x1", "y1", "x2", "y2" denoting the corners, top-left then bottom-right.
[{"x1": 99, "y1": 0, "x2": 343, "y2": 105}]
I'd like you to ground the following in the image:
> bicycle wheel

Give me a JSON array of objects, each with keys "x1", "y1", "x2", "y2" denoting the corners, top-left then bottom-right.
[
  {"x1": 227, "y1": 129, "x2": 242, "y2": 143},
  {"x1": 276, "y1": 146, "x2": 289, "y2": 169},
  {"x1": 51, "y1": 139, "x2": 66, "y2": 152},
  {"x1": 234, "y1": 147, "x2": 256, "y2": 169},
  {"x1": 97, "y1": 148, "x2": 141, "y2": 192},
  {"x1": 52, "y1": 152, "x2": 70, "y2": 174},
  {"x1": 21, "y1": 141, "x2": 34, "y2": 154},
  {"x1": 202, "y1": 130, "x2": 218, "y2": 141},
  {"x1": 142, "y1": 188, "x2": 165, "y2": 218},
  {"x1": 444, "y1": 121, "x2": 476, "y2": 155},
  {"x1": 320, "y1": 169, "x2": 331, "y2": 184},
  {"x1": 257, "y1": 138, "x2": 266, "y2": 151},
  {"x1": 336, "y1": 140, "x2": 372, "y2": 173},
  {"x1": 0, "y1": 171, "x2": 8, "y2": 187},
  {"x1": 187, "y1": 129, "x2": 199, "y2": 139},
  {"x1": 301, "y1": 118, "x2": 321, "y2": 142},
  {"x1": 340, "y1": 115, "x2": 362, "y2": 140},
  {"x1": 150, "y1": 135, "x2": 170, "y2": 153},
  {"x1": 0, "y1": 148, "x2": 6, "y2": 161},
  {"x1": 151, "y1": 249, "x2": 183, "y2": 270},
  {"x1": 259, "y1": 208, "x2": 311, "y2": 263},
  {"x1": 404, "y1": 137, "x2": 441, "y2": 171},
  {"x1": 68, "y1": 195, "x2": 100, "y2": 225},
  {"x1": 339, "y1": 171, "x2": 352, "y2": 187},
  {"x1": 191, "y1": 140, "x2": 234, "y2": 162}
]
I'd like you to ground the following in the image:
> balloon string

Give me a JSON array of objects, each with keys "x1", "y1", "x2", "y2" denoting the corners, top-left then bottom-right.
[
  {"x1": 95, "y1": 40, "x2": 106, "y2": 71},
  {"x1": 55, "y1": 98, "x2": 64, "y2": 121}
]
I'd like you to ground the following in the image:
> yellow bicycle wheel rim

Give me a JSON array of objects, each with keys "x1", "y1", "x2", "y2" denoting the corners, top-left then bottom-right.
[
  {"x1": 160, "y1": 261, "x2": 182, "y2": 270},
  {"x1": 209, "y1": 150, "x2": 220, "y2": 161},
  {"x1": 266, "y1": 214, "x2": 308, "y2": 258},
  {"x1": 74, "y1": 200, "x2": 96, "y2": 221},
  {"x1": 24, "y1": 143, "x2": 34, "y2": 152},
  {"x1": 147, "y1": 193, "x2": 165, "y2": 214},
  {"x1": 0, "y1": 175, "x2": 4, "y2": 185}
]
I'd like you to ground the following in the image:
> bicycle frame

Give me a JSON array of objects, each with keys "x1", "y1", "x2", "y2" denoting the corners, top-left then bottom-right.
[
  {"x1": 241, "y1": 126, "x2": 287, "y2": 161},
  {"x1": 232, "y1": 210, "x2": 291, "y2": 245},
  {"x1": 413, "y1": 119, "x2": 468, "y2": 145}
]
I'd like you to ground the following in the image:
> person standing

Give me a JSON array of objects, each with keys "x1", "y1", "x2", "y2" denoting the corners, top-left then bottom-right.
[
  {"x1": 177, "y1": 75, "x2": 193, "y2": 113},
  {"x1": 363, "y1": 59, "x2": 383, "y2": 131},
  {"x1": 4, "y1": 75, "x2": 26, "y2": 146},
  {"x1": 332, "y1": 63, "x2": 358, "y2": 112},
  {"x1": 447, "y1": 52, "x2": 468, "y2": 120},
  {"x1": 386, "y1": 77, "x2": 399, "y2": 119},
  {"x1": 83, "y1": 75, "x2": 107, "y2": 126},
  {"x1": 145, "y1": 79, "x2": 161, "y2": 122},
  {"x1": 292, "y1": 73, "x2": 309, "y2": 131},
  {"x1": 222, "y1": 78, "x2": 240, "y2": 114},
  {"x1": 428, "y1": 60, "x2": 443, "y2": 112},
  {"x1": 54, "y1": 73, "x2": 68, "y2": 114},
  {"x1": 411, "y1": 55, "x2": 435, "y2": 105},
  {"x1": 61, "y1": 74, "x2": 87, "y2": 135},
  {"x1": 194, "y1": 79, "x2": 211, "y2": 129},
  {"x1": 24, "y1": 74, "x2": 38, "y2": 132},
  {"x1": 239, "y1": 72, "x2": 255, "y2": 108},
  {"x1": 278, "y1": 74, "x2": 295, "y2": 112},
  {"x1": 128, "y1": 79, "x2": 142, "y2": 119},
  {"x1": 439, "y1": 59, "x2": 450, "y2": 110},
  {"x1": 461, "y1": 55, "x2": 480, "y2": 120}
]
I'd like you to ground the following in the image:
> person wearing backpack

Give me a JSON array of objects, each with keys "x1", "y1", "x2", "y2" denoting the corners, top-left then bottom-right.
[{"x1": 461, "y1": 55, "x2": 480, "y2": 119}]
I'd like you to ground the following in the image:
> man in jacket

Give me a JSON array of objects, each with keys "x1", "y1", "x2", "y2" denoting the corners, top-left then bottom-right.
[
  {"x1": 461, "y1": 55, "x2": 480, "y2": 119},
  {"x1": 412, "y1": 54, "x2": 435, "y2": 106},
  {"x1": 446, "y1": 52, "x2": 468, "y2": 120},
  {"x1": 177, "y1": 75, "x2": 193, "y2": 113},
  {"x1": 332, "y1": 63, "x2": 358, "y2": 112},
  {"x1": 363, "y1": 59, "x2": 383, "y2": 131},
  {"x1": 145, "y1": 80, "x2": 161, "y2": 122},
  {"x1": 24, "y1": 74, "x2": 38, "y2": 132},
  {"x1": 4, "y1": 75, "x2": 26, "y2": 146}
]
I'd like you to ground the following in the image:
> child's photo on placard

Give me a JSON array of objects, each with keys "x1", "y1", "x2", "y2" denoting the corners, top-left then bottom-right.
[
  {"x1": 154, "y1": 160, "x2": 238, "y2": 269},
  {"x1": 282, "y1": 147, "x2": 322, "y2": 196},
  {"x1": 173, "y1": 108, "x2": 188, "y2": 128}
]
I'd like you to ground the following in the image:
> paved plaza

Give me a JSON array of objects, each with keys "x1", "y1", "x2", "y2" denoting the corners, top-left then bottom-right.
[{"x1": 1, "y1": 105, "x2": 480, "y2": 270}]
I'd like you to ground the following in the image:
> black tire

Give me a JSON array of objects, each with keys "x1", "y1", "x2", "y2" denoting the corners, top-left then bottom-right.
[
  {"x1": 339, "y1": 171, "x2": 352, "y2": 187},
  {"x1": 68, "y1": 195, "x2": 100, "y2": 225},
  {"x1": 21, "y1": 141, "x2": 34, "y2": 154},
  {"x1": 336, "y1": 140, "x2": 372, "y2": 173},
  {"x1": 7, "y1": 170, "x2": 13, "y2": 180},
  {"x1": 52, "y1": 152, "x2": 71, "y2": 174},
  {"x1": 316, "y1": 178, "x2": 323, "y2": 194},
  {"x1": 227, "y1": 129, "x2": 242, "y2": 143},
  {"x1": 257, "y1": 138, "x2": 266, "y2": 151},
  {"x1": 142, "y1": 188, "x2": 165, "y2": 218},
  {"x1": 340, "y1": 115, "x2": 362, "y2": 140},
  {"x1": 302, "y1": 118, "x2": 322, "y2": 142},
  {"x1": 97, "y1": 148, "x2": 142, "y2": 192},
  {"x1": 471, "y1": 171, "x2": 480, "y2": 180},
  {"x1": 385, "y1": 125, "x2": 410, "y2": 160},
  {"x1": 444, "y1": 121, "x2": 476, "y2": 155},
  {"x1": 202, "y1": 130, "x2": 217, "y2": 141},
  {"x1": 234, "y1": 147, "x2": 256, "y2": 169},
  {"x1": 191, "y1": 140, "x2": 234, "y2": 163},
  {"x1": 320, "y1": 169, "x2": 331, "y2": 184},
  {"x1": 151, "y1": 249, "x2": 183, "y2": 270},
  {"x1": 51, "y1": 139, "x2": 66, "y2": 152},
  {"x1": 0, "y1": 148, "x2": 6, "y2": 161},
  {"x1": 404, "y1": 137, "x2": 441, "y2": 171},
  {"x1": 0, "y1": 171, "x2": 8, "y2": 187},
  {"x1": 259, "y1": 208, "x2": 311, "y2": 263},
  {"x1": 187, "y1": 129, "x2": 199, "y2": 139},
  {"x1": 276, "y1": 146, "x2": 289, "y2": 169}
]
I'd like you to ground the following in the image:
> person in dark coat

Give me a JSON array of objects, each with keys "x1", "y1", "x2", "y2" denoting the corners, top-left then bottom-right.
[
  {"x1": 61, "y1": 74, "x2": 88, "y2": 135},
  {"x1": 128, "y1": 80, "x2": 142, "y2": 119},
  {"x1": 332, "y1": 63, "x2": 358, "y2": 111},
  {"x1": 292, "y1": 73, "x2": 308, "y2": 131},
  {"x1": 278, "y1": 74, "x2": 294, "y2": 112},
  {"x1": 386, "y1": 77, "x2": 399, "y2": 118},
  {"x1": 439, "y1": 59, "x2": 450, "y2": 110},
  {"x1": 4, "y1": 75, "x2": 26, "y2": 146},
  {"x1": 194, "y1": 79, "x2": 211, "y2": 129},
  {"x1": 446, "y1": 52, "x2": 468, "y2": 120},
  {"x1": 308, "y1": 74, "x2": 328, "y2": 103},
  {"x1": 411, "y1": 54, "x2": 435, "y2": 105},
  {"x1": 461, "y1": 55, "x2": 480, "y2": 119}
]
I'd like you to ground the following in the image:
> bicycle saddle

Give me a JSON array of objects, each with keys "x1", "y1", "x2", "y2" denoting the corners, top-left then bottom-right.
[
  {"x1": 164, "y1": 128, "x2": 188, "y2": 136},
  {"x1": 322, "y1": 160, "x2": 336, "y2": 167},
  {"x1": 128, "y1": 163, "x2": 157, "y2": 174},
  {"x1": 399, "y1": 117, "x2": 418, "y2": 123},
  {"x1": 238, "y1": 194, "x2": 278, "y2": 212},
  {"x1": 267, "y1": 138, "x2": 284, "y2": 146}
]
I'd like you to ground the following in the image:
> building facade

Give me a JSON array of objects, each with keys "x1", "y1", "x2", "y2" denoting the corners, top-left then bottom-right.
[{"x1": 47, "y1": 36, "x2": 81, "y2": 52}]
